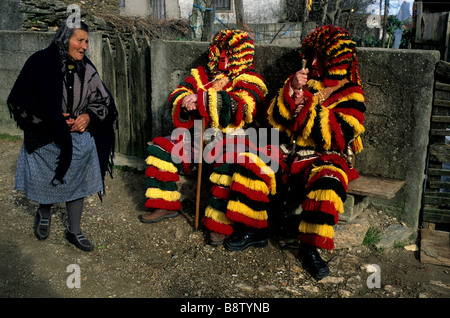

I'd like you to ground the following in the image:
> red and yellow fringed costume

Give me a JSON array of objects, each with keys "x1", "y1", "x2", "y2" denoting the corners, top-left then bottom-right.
[
  {"x1": 144, "y1": 29, "x2": 268, "y2": 216},
  {"x1": 270, "y1": 25, "x2": 366, "y2": 250}
]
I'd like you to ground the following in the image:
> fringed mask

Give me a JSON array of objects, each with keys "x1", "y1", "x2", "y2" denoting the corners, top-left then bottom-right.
[
  {"x1": 207, "y1": 29, "x2": 255, "y2": 79},
  {"x1": 300, "y1": 25, "x2": 361, "y2": 87}
]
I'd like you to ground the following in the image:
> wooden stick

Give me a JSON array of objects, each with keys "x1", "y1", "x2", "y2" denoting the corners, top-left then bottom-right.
[{"x1": 195, "y1": 117, "x2": 205, "y2": 230}]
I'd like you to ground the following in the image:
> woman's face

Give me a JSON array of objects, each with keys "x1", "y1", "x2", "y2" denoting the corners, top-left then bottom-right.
[{"x1": 68, "y1": 29, "x2": 88, "y2": 61}]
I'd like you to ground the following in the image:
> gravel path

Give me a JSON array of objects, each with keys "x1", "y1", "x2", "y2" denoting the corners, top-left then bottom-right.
[{"x1": 1, "y1": 137, "x2": 449, "y2": 303}]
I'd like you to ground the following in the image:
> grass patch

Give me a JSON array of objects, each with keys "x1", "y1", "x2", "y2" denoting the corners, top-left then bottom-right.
[
  {"x1": 0, "y1": 133, "x2": 22, "y2": 142},
  {"x1": 363, "y1": 227, "x2": 381, "y2": 248}
]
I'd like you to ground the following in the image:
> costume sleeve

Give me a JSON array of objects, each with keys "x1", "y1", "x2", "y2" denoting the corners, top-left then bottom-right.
[
  {"x1": 169, "y1": 72, "x2": 199, "y2": 129},
  {"x1": 200, "y1": 72, "x2": 268, "y2": 132},
  {"x1": 267, "y1": 76, "x2": 366, "y2": 153}
]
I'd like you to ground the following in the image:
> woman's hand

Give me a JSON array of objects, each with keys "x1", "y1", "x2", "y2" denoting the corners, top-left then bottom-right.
[
  {"x1": 63, "y1": 113, "x2": 90, "y2": 132},
  {"x1": 181, "y1": 94, "x2": 198, "y2": 111}
]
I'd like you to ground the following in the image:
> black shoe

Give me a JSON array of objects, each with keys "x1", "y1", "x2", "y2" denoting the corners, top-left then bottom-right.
[
  {"x1": 65, "y1": 230, "x2": 94, "y2": 252},
  {"x1": 34, "y1": 208, "x2": 51, "y2": 240},
  {"x1": 298, "y1": 243, "x2": 330, "y2": 280},
  {"x1": 224, "y1": 228, "x2": 268, "y2": 251}
]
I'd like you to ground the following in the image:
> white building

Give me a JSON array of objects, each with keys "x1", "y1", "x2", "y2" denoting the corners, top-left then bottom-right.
[{"x1": 120, "y1": 0, "x2": 285, "y2": 23}]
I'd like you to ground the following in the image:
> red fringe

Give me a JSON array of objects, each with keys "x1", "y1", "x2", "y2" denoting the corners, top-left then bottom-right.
[
  {"x1": 145, "y1": 198, "x2": 181, "y2": 211},
  {"x1": 145, "y1": 166, "x2": 179, "y2": 182},
  {"x1": 333, "y1": 107, "x2": 365, "y2": 125},
  {"x1": 306, "y1": 167, "x2": 348, "y2": 191},
  {"x1": 293, "y1": 90, "x2": 314, "y2": 132},
  {"x1": 347, "y1": 166, "x2": 359, "y2": 182},
  {"x1": 201, "y1": 217, "x2": 234, "y2": 236},
  {"x1": 226, "y1": 210, "x2": 268, "y2": 229},
  {"x1": 328, "y1": 111, "x2": 346, "y2": 152},
  {"x1": 301, "y1": 199, "x2": 339, "y2": 223},
  {"x1": 172, "y1": 95, "x2": 195, "y2": 129},
  {"x1": 210, "y1": 184, "x2": 231, "y2": 200},
  {"x1": 299, "y1": 233, "x2": 334, "y2": 250},
  {"x1": 290, "y1": 156, "x2": 319, "y2": 175},
  {"x1": 284, "y1": 75, "x2": 297, "y2": 113},
  {"x1": 237, "y1": 160, "x2": 272, "y2": 190},
  {"x1": 230, "y1": 181, "x2": 270, "y2": 202},
  {"x1": 319, "y1": 154, "x2": 351, "y2": 176}
]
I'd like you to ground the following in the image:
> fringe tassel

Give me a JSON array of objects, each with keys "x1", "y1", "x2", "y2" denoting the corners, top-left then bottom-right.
[
  {"x1": 145, "y1": 198, "x2": 181, "y2": 211},
  {"x1": 145, "y1": 188, "x2": 181, "y2": 202},
  {"x1": 307, "y1": 189, "x2": 344, "y2": 213},
  {"x1": 226, "y1": 210, "x2": 268, "y2": 229},
  {"x1": 145, "y1": 166, "x2": 179, "y2": 182},
  {"x1": 298, "y1": 220, "x2": 334, "y2": 238},
  {"x1": 201, "y1": 216, "x2": 234, "y2": 236},
  {"x1": 210, "y1": 172, "x2": 233, "y2": 187},
  {"x1": 227, "y1": 200, "x2": 268, "y2": 220},
  {"x1": 210, "y1": 184, "x2": 231, "y2": 200},
  {"x1": 299, "y1": 233, "x2": 334, "y2": 250}
]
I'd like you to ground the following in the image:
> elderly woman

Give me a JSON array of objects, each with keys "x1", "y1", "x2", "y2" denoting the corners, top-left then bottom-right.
[{"x1": 7, "y1": 21, "x2": 117, "y2": 252}]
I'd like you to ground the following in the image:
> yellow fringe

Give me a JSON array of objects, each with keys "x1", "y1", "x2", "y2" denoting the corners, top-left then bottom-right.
[
  {"x1": 267, "y1": 93, "x2": 289, "y2": 134},
  {"x1": 172, "y1": 91, "x2": 192, "y2": 117},
  {"x1": 145, "y1": 188, "x2": 181, "y2": 201},
  {"x1": 298, "y1": 221, "x2": 334, "y2": 238},
  {"x1": 352, "y1": 136, "x2": 364, "y2": 154},
  {"x1": 301, "y1": 96, "x2": 318, "y2": 140},
  {"x1": 327, "y1": 92, "x2": 365, "y2": 110},
  {"x1": 234, "y1": 90, "x2": 255, "y2": 123},
  {"x1": 340, "y1": 113, "x2": 365, "y2": 136},
  {"x1": 207, "y1": 88, "x2": 220, "y2": 128},
  {"x1": 232, "y1": 173, "x2": 270, "y2": 195},
  {"x1": 232, "y1": 74, "x2": 268, "y2": 95},
  {"x1": 191, "y1": 67, "x2": 206, "y2": 90},
  {"x1": 145, "y1": 156, "x2": 178, "y2": 173},
  {"x1": 307, "y1": 189, "x2": 344, "y2": 213},
  {"x1": 210, "y1": 172, "x2": 233, "y2": 187},
  {"x1": 204, "y1": 206, "x2": 233, "y2": 225},
  {"x1": 319, "y1": 107, "x2": 332, "y2": 150},
  {"x1": 239, "y1": 153, "x2": 276, "y2": 195},
  {"x1": 307, "y1": 79, "x2": 325, "y2": 91},
  {"x1": 308, "y1": 164, "x2": 348, "y2": 186},
  {"x1": 227, "y1": 200, "x2": 268, "y2": 221}
]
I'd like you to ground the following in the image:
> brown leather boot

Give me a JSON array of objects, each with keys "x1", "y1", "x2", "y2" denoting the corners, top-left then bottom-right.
[
  {"x1": 139, "y1": 210, "x2": 179, "y2": 223},
  {"x1": 209, "y1": 231, "x2": 228, "y2": 245}
]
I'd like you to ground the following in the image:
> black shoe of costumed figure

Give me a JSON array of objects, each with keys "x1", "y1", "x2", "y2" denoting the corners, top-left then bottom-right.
[
  {"x1": 298, "y1": 243, "x2": 330, "y2": 280},
  {"x1": 224, "y1": 228, "x2": 269, "y2": 251}
]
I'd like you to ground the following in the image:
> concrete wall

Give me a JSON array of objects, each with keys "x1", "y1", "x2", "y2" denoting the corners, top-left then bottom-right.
[
  {"x1": 149, "y1": 40, "x2": 440, "y2": 228},
  {"x1": 0, "y1": 31, "x2": 103, "y2": 135}
]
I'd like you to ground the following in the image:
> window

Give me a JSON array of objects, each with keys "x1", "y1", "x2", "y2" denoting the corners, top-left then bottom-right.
[{"x1": 215, "y1": 0, "x2": 232, "y2": 12}]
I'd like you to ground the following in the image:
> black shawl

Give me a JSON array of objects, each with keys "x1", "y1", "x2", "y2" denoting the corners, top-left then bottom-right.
[{"x1": 7, "y1": 43, "x2": 117, "y2": 185}]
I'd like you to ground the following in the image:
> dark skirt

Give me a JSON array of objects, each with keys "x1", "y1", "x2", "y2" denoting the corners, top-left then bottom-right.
[{"x1": 15, "y1": 131, "x2": 103, "y2": 204}]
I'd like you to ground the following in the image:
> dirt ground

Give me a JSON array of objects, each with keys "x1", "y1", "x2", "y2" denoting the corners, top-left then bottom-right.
[{"x1": 1, "y1": 136, "x2": 449, "y2": 305}]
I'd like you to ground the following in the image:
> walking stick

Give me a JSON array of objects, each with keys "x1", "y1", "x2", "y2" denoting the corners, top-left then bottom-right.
[{"x1": 195, "y1": 117, "x2": 205, "y2": 230}]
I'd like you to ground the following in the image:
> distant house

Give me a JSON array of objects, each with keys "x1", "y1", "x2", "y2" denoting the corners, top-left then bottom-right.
[{"x1": 120, "y1": 0, "x2": 284, "y2": 23}]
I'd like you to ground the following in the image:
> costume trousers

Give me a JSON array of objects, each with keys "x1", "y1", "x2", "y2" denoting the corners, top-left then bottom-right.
[{"x1": 289, "y1": 152, "x2": 353, "y2": 250}]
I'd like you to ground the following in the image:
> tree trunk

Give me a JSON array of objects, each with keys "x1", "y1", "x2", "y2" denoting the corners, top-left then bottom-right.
[
  {"x1": 234, "y1": 0, "x2": 245, "y2": 28},
  {"x1": 201, "y1": 0, "x2": 216, "y2": 42}
]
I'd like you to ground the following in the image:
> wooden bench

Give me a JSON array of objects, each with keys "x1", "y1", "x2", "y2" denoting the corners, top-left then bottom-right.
[{"x1": 347, "y1": 174, "x2": 406, "y2": 200}]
